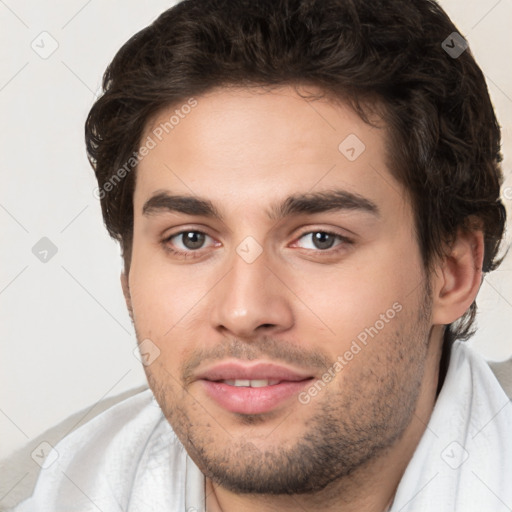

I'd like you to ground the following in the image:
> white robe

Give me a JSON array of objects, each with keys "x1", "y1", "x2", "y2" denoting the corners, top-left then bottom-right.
[{"x1": 12, "y1": 340, "x2": 512, "y2": 511}]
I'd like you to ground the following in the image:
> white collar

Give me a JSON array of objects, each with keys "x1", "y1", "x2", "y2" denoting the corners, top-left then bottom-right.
[{"x1": 390, "y1": 340, "x2": 512, "y2": 511}]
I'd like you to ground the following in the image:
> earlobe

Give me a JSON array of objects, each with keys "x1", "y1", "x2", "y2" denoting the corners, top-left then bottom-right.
[{"x1": 431, "y1": 228, "x2": 484, "y2": 326}]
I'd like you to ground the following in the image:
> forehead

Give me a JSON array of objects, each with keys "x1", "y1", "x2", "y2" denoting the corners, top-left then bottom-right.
[{"x1": 134, "y1": 86, "x2": 409, "y2": 222}]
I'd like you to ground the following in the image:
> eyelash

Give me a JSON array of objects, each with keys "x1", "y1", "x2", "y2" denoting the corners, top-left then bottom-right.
[{"x1": 161, "y1": 229, "x2": 353, "y2": 259}]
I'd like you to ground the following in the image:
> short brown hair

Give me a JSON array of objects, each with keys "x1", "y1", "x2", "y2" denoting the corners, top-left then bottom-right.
[{"x1": 85, "y1": 0, "x2": 507, "y2": 347}]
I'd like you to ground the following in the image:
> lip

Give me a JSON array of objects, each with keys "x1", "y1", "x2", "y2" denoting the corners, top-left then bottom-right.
[
  {"x1": 196, "y1": 361, "x2": 314, "y2": 415},
  {"x1": 196, "y1": 361, "x2": 313, "y2": 382}
]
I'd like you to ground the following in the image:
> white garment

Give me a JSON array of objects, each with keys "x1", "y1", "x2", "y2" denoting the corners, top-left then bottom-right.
[
  {"x1": 12, "y1": 341, "x2": 512, "y2": 512},
  {"x1": 390, "y1": 341, "x2": 512, "y2": 511}
]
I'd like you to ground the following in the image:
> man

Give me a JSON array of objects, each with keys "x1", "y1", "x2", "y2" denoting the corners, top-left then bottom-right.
[{"x1": 11, "y1": 0, "x2": 511, "y2": 510}]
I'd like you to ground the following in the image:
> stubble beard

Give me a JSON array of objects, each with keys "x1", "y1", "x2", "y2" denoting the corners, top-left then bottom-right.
[{"x1": 141, "y1": 292, "x2": 433, "y2": 495}]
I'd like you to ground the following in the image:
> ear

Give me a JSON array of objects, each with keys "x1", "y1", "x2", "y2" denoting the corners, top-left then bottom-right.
[
  {"x1": 120, "y1": 272, "x2": 134, "y2": 322},
  {"x1": 431, "y1": 225, "x2": 484, "y2": 326}
]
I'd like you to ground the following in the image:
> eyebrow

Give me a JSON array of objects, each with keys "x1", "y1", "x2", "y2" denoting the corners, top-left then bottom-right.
[{"x1": 142, "y1": 189, "x2": 380, "y2": 221}]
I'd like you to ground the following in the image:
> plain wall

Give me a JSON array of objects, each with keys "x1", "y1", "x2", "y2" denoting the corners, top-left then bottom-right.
[{"x1": 1, "y1": 0, "x2": 511, "y2": 460}]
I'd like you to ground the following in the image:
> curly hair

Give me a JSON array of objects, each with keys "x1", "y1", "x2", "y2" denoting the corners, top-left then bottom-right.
[{"x1": 85, "y1": 0, "x2": 507, "y2": 348}]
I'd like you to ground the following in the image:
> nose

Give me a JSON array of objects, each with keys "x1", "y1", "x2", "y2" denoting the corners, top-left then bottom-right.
[{"x1": 210, "y1": 244, "x2": 294, "y2": 339}]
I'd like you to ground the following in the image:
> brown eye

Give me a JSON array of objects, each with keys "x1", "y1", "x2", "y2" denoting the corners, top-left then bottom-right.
[
  {"x1": 295, "y1": 231, "x2": 350, "y2": 251},
  {"x1": 163, "y1": 230, "x2": 216, "y2": 258},
  {"x1": 310, "y1": 232, "x2": 337, "y2": 250},
  {"x1": 178, "y1": 231, "x2": 206, "y2": 250}
]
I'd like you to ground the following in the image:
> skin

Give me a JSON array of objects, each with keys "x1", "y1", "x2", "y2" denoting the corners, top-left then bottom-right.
[{"x1": 121, "y1": 86, "x2": 484, "y2": 512}]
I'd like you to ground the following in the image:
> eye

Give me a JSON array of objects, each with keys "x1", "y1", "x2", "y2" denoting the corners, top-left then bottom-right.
[
  {"x1": 162, "y1": 230, "x2": 216, "y2": 258},
  {"x1": 293, "y1": 230, "x2": 352, "y2": 252},
  {"x1": 161, "y1": 228, "x2": 353, "y2": 260}
]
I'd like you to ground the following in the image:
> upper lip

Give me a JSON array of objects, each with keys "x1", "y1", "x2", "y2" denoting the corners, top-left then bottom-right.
[{"x1": 195, "y1": 361, "x2": 314, "y2": 382}]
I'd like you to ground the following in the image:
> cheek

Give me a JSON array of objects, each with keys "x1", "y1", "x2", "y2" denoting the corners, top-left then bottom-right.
[
  {"x1": 128, "y1": 259, "x2": 211, "y2": 377},
  {"x1": 303, "y1": 241, "x2": 422, "y2": 348},
  {"x1": 129, "y1": 244, "x2": 203, "y2": 329}
]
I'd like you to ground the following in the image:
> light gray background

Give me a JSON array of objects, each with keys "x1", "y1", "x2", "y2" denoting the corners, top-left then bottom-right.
[{"x1": 1, "y1": 0, "x2": 511, "y2": 461}]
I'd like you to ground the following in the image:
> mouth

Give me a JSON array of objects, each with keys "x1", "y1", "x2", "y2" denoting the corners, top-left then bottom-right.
[
  {"x1": 221, "y1": 379, "x2": 281, "y2": 387},
  {"x1": 196, "y1": 362, "x2": 315, "y2": 415}
]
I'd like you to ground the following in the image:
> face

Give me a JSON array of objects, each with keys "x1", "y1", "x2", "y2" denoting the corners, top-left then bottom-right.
[{"x1": 124, "y1": 86, "x2": 435, "y2": 494}]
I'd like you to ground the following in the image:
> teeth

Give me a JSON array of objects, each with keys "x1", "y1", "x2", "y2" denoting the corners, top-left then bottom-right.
[{"x1": 223, "y1": 379, "x2": 280, "y2": 387}]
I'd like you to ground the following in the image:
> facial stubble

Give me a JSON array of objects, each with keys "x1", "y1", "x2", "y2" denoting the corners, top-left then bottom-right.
[{"x1": 140, "y1": 290, "x2": 433, "y2": 496}]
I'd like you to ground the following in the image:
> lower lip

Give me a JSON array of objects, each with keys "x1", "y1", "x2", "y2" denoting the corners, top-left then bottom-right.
[{"x1": 200, "y1": 379, "x2": 312, "y2": 415}]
